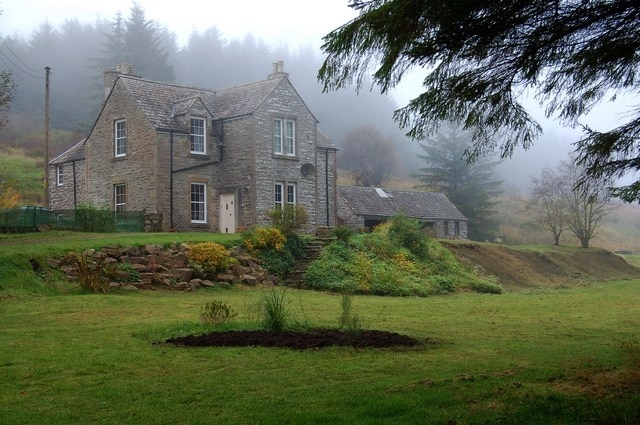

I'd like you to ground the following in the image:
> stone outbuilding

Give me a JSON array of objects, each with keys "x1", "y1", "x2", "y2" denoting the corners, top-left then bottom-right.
[
  {"x1": 337, "y1": 186, "x2": 468, "y2": 239},
  {"x1": 48, "y1": 62, "x2": 338, "y2": 233}
]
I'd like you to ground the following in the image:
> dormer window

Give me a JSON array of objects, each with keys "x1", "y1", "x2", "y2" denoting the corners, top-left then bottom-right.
[
  {"x1": 274, "y1": 118, "x2": 295, "y2": 156},
  {"x1": 190, "y1": 117, "x2": 206, "y2": 154}
]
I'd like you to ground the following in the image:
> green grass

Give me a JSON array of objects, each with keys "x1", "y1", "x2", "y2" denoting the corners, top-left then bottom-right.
[
  {"x1": 0, "y1": 230, "x2": 241, "y2": 256},
  {"x1": 0, "y1": 148, "x2": 43, "y2": 204},
  {"x1": 1, "y1": 283, "x2": 639, "y2": 424}
]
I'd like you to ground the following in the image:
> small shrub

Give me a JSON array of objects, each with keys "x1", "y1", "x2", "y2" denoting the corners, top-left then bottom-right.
[
  {"x1": 430, "y1": 275, "x2": 456, "y2": 293},
  {"x1": 258, "y1": 246, "x2": 295, "y2": 277},
  {"x1": 339, "y1": 292, "x2": 362, "y2": 341},
  {"x1": 469, "y1": 279, "x2": 503, "y2": 294},
  {"x1": 188, "y1": 242, "x2": 233, "y2": 272},
  {"x1": 72, "y1": 251, "x2": 109, "y2": 293},
  {"x1": 333, "y1": 225, "x2": 354, "y2": 245},
  {"x1": 104, "y1": 262, "x2": 141, "y2": 283},
  {"x1": 284, "y1": 232, "x2": 306, "y2": 259},
  {"x1": 267, "y1": 204, "x2": 309, "y2": 234},
  {"x1": 259, "y1": 288, "x2": 291, "y2": 331},
  {"x1": 388, "y1": 213, "x2": 429, "y2": 259},
  {"x1": 242, "y1": 226, "x2": 286, "y2": 255},
  {"x1": 200, "y1": 301, "x2": 238, "y2": 327},
  {"x1": 75, "y1": 204, "x2": 117, "y2": 232}
]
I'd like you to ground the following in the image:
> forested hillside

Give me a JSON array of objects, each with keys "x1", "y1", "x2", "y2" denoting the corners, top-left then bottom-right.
[{"x1": 0, "y1": 3, "x2": 419, "y2": 166}]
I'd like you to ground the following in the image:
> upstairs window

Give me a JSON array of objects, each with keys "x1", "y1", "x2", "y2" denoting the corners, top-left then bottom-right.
[
  {"x1": 190, "y1": 117, "x2": 206, "y2": 154},
  {"x1": 56, "y1": 165, "x2": 64, "y2": 186},
  {"x1": 114, "y1": 184, "x2": 126, "y2": 212},
  {"x1": 191, "y1": 183, "x2": 207, "y2": 223},
  {"x1": 115, "y1": 119, "x2": 127, "y2": 157},
  {"x1": 274, "y1": 118, "x2": 295, "y2": 156}
]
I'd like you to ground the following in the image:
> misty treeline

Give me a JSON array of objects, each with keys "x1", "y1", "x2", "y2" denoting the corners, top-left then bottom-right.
[{"x1": 0, "y1": 2, "x2": 421, "y2": 174}]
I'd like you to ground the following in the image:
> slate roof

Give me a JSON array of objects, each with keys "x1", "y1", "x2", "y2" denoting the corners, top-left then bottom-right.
[
  {"x1": 50, "y1": 139, "x2": 86, "y2": 165},
  {"x1": 117, "y1": 74, "x2": 284, "y2": 130},
  {"x1": 316, "y1": 129, "x2": 337, "y2": 149},
  {"x1": 338, "y1": 185, "x2": 467, "y2": 221}
]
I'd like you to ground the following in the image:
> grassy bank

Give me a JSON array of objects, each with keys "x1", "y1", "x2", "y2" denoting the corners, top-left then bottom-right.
[{"x1": 1, "y1": 283, "x2": 639, "y2": 424}]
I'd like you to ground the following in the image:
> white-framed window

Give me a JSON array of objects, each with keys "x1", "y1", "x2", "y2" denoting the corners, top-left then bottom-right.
[
  {"x1": 114, "y1": 184, "x2": 126, "y2": 212},
  {"x1": 115, "y1": 119, "x2": 127, "y2": 157},
  {"x1": 190, "y1": 183, "x2": 207, "y2": 223},
  {"x1": 190, "y1": 117, "x2": 206, "y2": 154},
  {"x1": 56, "y1": 165, "x2": 64, "y2": 186},
  {"x1": 275, "y1": 181, "x2": 297, "y2": 209},
  {"x1": 273, "y1": 118, "x2": 295, "y2": 156},
  {"x1": 286, "y1": 182, "x2": 297, "y2": 204}
]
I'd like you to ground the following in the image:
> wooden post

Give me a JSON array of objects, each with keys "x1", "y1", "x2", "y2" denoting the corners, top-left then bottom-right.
[{"x1": 44, "y1": 66, "x2": 50, "y2": 208}]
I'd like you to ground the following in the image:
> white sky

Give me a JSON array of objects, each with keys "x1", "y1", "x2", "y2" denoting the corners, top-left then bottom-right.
[
  {"x1": 0, "y1": 0, "x2": 357, "y2": 50},
  {"x1": 0, "y1": 0, "x2": 633, "y2": 160}
]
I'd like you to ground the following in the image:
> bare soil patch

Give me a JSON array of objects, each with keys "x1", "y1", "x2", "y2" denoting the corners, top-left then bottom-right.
[
  {"x1": 442, "y1": 242, "x2": 640, "y2": 289},
  {"x1": 166, "y1": 328, "x2": 420, "y2": 349}
]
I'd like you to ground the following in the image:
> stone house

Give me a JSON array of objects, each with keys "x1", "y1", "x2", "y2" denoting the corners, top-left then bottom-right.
[
  {"x1": 49, "y1": 62, "x2": 338, "y2": 233},
  {"x1": 337, "y1": 186, "x2": 468, "y2": 239}
]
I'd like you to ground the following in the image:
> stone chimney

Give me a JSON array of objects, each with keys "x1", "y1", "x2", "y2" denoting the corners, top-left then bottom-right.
[
  {"x1": 103, "y1": 63, "x2": 137, "y2": 99},
  {"x1": 268, "y1": 60, "x2": 288, "y2": 79}
]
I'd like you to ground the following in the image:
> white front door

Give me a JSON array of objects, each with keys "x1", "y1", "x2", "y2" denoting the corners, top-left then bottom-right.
[{"x1": 219, "y1": 193, "x2": 236, "y2": 233}]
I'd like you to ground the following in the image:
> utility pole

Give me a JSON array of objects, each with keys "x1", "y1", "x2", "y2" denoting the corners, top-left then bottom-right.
[{"x1": 44, "y1": 66, "x2": 50, "y2": 209}]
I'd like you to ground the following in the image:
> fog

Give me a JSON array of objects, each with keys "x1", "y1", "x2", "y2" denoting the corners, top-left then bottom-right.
[{"x1": 0, "y1": 3, "x2": 632, "y2": 192}]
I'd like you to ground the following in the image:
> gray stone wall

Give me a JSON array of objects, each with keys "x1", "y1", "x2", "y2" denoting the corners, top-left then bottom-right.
[
  {"x1": 49, "y1": 160, "x2": 86, "y2": 210},
  {"x1": 85, "y1": 82, "x2": 158, "y2": 213},
  {"x1": 336, "y1": 195, "x2": 364, "y2": 228},
  {"x1": 216, "y1": 117, "x2": 256, "y2": 230},
  {"x1": 250, "y1": 79, "x2": 321, "y2": 232},
  {"x1": 315, "y1": 147, "x2": 338, "y2": 227}
]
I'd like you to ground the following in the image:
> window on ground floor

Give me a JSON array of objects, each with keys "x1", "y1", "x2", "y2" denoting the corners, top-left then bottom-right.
[
  {"x1": 114, "y1": 184, "x2": 126, "y2": 212},
  {"x1": 191, "y1": 182, "x2": 207, "y2": 223},
  {"x1": 56, "y1": 165, "x2": 64, "y2": 186},
  {"x1": 275, "y1": 181, "x2": 296, "y2": 209}
]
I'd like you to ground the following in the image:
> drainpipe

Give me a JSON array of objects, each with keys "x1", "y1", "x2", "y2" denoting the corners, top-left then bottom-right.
[
  {"x1": 325, "y1": 149, "x2": 329, "y2": 227},
  {"x1": 170, "y1": 130, "x2": 174, "y2": 229},
  {"x1": 72, "y1": 160, "x2": 77, "y2": 209},
  {"x1": 168, "y1": 120, "x2": 225, "y2": 229},
  {"x1": 318, "y1": 146, "x2": 338, "y2": 227}
]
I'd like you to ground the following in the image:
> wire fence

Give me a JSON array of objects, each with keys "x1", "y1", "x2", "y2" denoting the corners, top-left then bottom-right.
[{"x1": 0, "y1": 206, "x2": 145, "y2": 233}]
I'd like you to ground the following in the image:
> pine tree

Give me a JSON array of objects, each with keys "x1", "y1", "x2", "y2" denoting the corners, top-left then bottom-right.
[{"x1": 414, "y1": 123, "x2": 502, "y2": 241}]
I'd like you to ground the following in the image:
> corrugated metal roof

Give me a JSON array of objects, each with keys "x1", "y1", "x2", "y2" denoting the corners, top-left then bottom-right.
[{"x1": 338, "y1": 185, "x2": 467, "y2": 221}]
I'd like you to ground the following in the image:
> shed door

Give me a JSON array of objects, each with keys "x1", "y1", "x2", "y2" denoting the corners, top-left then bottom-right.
[{"x1": 219, "y1": 193, "x2": 236, "y2": 233}]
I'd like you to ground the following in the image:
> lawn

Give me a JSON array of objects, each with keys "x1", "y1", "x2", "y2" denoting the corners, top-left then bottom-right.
[{"x1": 2, "y1": 281, "x2": 639, "y2": 424}]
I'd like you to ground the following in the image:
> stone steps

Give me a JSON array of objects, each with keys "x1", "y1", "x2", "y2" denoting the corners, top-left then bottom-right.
[{"x1": 284, "y1": 237, "x2": 334, "y2": 286}]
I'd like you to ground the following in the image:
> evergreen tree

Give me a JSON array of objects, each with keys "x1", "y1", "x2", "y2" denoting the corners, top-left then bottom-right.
[
  {"x1": 176, "y1": 28, "x2": 227, "y2": 88},
  {"x1": 414, "y1": 123, "x2": 502, "y2": 241},
  {"x1": 101, "y1": 2, "x2": 174, "y2": 82},
  {"x1": 318, "y1": 0, "x2": 640, "y2": 202}
]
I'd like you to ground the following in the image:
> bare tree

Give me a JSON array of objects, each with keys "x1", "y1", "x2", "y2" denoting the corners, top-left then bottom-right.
[
  {"x1": 530, "y1": 159, "x2": 612, "y2": 248},
  {"x1": 340, "y1": 125, "x2": 399, "y2": 187},
  {"x1": 561, "y1": 160, "x2": 612, "y2": 249},
  {"x1": 529, "y1": 167, "x2": 567, "y2": 246}
]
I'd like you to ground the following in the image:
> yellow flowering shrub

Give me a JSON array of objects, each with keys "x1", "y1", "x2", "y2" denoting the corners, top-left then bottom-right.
[
  {"x1": 393, "y1": 251, "x2": 419, "y2": 273},
  {"x1": 242, "y1": 226, "x2": 286, "y2": 255},
  {"x1": 188, "y1": 242, "x2": 233, "y2": 272}
]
